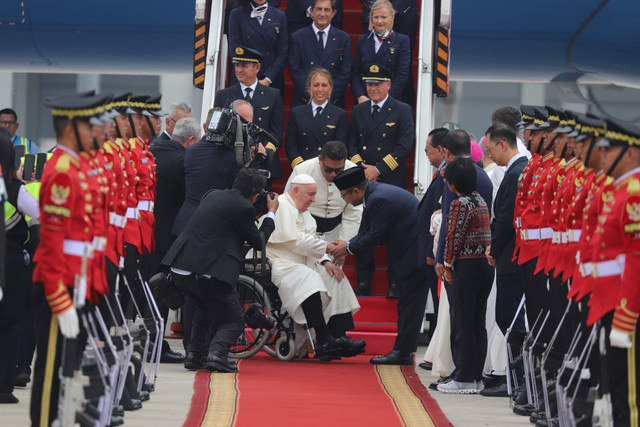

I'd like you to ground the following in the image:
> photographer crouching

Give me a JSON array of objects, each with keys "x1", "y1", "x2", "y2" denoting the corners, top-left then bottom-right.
[{"x1": 161, "y1": 168, "x2": 278, "y2": 373}]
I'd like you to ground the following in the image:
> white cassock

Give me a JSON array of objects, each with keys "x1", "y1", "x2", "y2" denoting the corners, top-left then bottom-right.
[
  {"x1": 266, "y1": 192, "x2": 360, "y2": 324},
  {"x1": 285, "y1": 158, "x2": 363, "y2": 243}
]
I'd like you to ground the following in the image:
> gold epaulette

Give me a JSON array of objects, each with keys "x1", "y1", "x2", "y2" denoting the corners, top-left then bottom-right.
[{"x1": 54, "y1": 152, "x2": 80, "y2": 173}]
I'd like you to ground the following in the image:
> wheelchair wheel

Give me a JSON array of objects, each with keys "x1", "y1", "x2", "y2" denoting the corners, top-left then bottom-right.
[
  {"x1": 275, "y1": 335, "x2": 296, "y2": 362},
  {"x1": 229, "y1": 275, "x2": 272, "y2": 359}
]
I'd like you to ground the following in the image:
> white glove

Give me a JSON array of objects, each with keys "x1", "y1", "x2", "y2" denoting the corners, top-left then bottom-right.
[
  {"x1": 0, "y1": 287, "x2": 3, "y2": 302},
  {"x1": 57, "y1": 308, "x2": 80, "y2": 339},
  {"x1": 609, "y1": 328, "x2": 632, "y2": 349}
]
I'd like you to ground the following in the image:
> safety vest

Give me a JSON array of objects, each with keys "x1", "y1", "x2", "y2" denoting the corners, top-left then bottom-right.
[
  {"x1": 14, "y1": 136, "x2": 36, "y2": 154},
  {"x1": 4, "y1": 200, "x2": 22, "y2": 231}
]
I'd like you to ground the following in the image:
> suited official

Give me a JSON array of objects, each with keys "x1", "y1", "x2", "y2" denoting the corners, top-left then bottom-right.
[
  {"x1": 162, "y1": 168, "x2": 278, "y2": 373},
  {"x1": 416, "y1": 128, "x2": 448, "y2": 331},
  {"x1": 330, "y1": 167, "x2": 428, "y2": 365},
  {"x1": 285, "y1": 68, "x2": 348, "y2": 168},
  {"x1": 215, "y1": 46, "x2": 284, "y2": 182},
  {"x1": 149, "y1": 102, "x2": 193, "y2": 148},
  {"x1": 286, "y1": 0, "x2": 343, "y2": 35},
  {"x1": 228, "y1": 0, "x2": 288, "y2": 97},
  {"x1": 288, "y1": 0, "x2": 351, "y2": 108}
]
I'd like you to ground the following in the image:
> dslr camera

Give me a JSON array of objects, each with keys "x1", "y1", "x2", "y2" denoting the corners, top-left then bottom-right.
[{"x1": 253, "y1": 188, "x2": 276, "y2": 217}]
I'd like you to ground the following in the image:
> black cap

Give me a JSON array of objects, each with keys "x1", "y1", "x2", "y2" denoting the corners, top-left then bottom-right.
[
  {"x1": 111, "y1": 92, "x2": 136, "y2": 115},
  {"x1": 575, "y1": 116, "x2": 604, "y2": 143},
  {"x1": 525, "y1": 107, "x2": 549, "y2": 131},
  {"x1": 334, "y1": 166, "x2": 367, "y2": 191},
  {"x1": 552, "y1": 111, "x2": 573, "y2": 134},
  {"x1": 362, "y1": 63, "x2": 392, "y2": 83},
  {"x1": 129, "y1": 94, "x2": 151, "y2": 115},
  {"x1": 231, "y1": 46, "x2": 263, "y2": 64},
  {"x1": 517, "y1": 105, "x2": 535, "y2": 128},
  {"x1": 44, "y1": 93, "x2": 113, "y2": 122},
  {"x1": 596, "y1": 118, "x2": 640, "y2": 148},
  {"x1": 544, "y1": 106, "x2": 561, "y2": 128},
  {"x1": 146, "y1": 92, "x2": 167, "y2": 117}
]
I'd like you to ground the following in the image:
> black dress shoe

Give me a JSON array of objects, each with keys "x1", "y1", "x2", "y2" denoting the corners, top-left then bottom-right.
[
  {"x1": 370, "y1": 350, "x2": 413, "y2": 365},
  {"x1": 314, "y1": 337, "x2": 343, "y2": 361},
  {"x1": 205, "y1": 354, "x2": 239, "y2": 373},
  {"x1": 419, "y1": 362, "x2": 432, "y2": 370},
  {"x1": 386, "y1": 283, "x2": 399, "y2": 299},
  {"x1": 0, "y1": 393, "x2": 19, "y2": 403},
  {"x1": 353, "y1": 282, "x2": 371, "y2": 296},
  {"x1": 513, "y1": 403, "x2": 536, "y2": 416},
  {"x1": 334, "y1": 336, "x2": 366, "y2": 357},
  {"x1": 184, "y1": 351, "x2": 207, "y2": 370},
  {"x1": 480, "y1": 382, "x2": 509, "y2": 397},
  {"x1": 161, "y1": 349, "x2": 185, "y2": 363}
]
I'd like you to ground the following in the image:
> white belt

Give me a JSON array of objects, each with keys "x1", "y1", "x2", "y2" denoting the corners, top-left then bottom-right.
[
  {"x1": 579, "y1": 262, "x2": 592, "y2": 278},
  {"x1": 92, "y1": 236, "x2": 107, "y2": 252},
  {"x1": 521, "y1": 227, "x2": 554, "y2": 241},
  {"x1": 109, "y1": 212, "x2": 127, "y2": 228},
  {"x1": 552, "y1": 231, "x2": 567, "y2": 245},
  {"x1": 63, "y1": 240, "x2": 94, "y2": 258},
  {"x1": 137, "y1": 200, "x2": 154, "y2": 212},
  {"x1": 591, "y1": 254, "x2": 626, "y2": 279},
  {"x1": 566, "y1": 229, "x2": 582, "y2": 243},
  {"x1": 126, "y1": 207, "x2": 140, "y2": 220},
  {"x1": 516, "y1": 217, "x2": 522, "y2": 228}
]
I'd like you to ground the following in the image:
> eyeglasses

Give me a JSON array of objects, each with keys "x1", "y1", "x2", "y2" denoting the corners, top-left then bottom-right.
[
  {"x1": 340, "y1": 188, "x2": 355, "y2": 199},
  {"x1": 323, "y1": 165, "x2": 344, "y2": 175},
  {"x1": 167, "y1": 117, "x2": 177, "y2": 123},
  {"x1": 0, "y1": 120, "x2": 17, "y2": 126}
]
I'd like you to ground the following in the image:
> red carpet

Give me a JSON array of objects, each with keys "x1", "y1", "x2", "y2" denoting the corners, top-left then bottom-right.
[{"x1": 183, "y1": 354, "x2": 451, "y2": 427}]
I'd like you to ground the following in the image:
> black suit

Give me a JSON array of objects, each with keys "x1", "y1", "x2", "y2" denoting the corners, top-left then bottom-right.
[
  {"x1": 490, "y1": 155, "x2": 528, "y2": 335},
  {"x1": 348, "y1": 182, "x2": 427, "y2": 354},
  {"x1": 214, "y1": 83, "x2": 284, "y2": 180},
  {"x1": 347, "y1": 96, "x2": 414, "y2": 188},
  {"x1": 149, "y1": 131, "x2": 171, "y2": 149},
  {"x1": 285, "y1": 103, "x2": 348, "y2": 167},
  {"x1": 163, "y1": 189, "x2": 276, "y2": 356},
  {"x1": 417, "y1": 169, "x2": 444, "y2": 327}
]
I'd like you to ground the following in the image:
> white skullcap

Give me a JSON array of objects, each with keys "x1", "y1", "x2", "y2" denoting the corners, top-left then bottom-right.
[{"x1": 290, "y1": 174, "x2": 316, "y2": 185}]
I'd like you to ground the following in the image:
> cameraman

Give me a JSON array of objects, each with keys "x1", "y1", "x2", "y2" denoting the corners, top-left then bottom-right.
[
  {"x1": 173, "y1": 100, "x2": 267, "y2": 236},
  {"x1": 162, "y1": 168, "x2": 278, "y2": 372}
]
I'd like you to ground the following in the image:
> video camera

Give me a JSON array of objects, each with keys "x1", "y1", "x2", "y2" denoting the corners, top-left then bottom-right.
[
  {"x1": 205, "y1": 107, "x2": 279, "y2": 167},
  {"x1": 253, "y1": 188, "x2": 276, "y2": 217}
]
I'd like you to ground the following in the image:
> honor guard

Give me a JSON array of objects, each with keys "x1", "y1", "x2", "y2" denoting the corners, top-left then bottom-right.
[{"x1": 30, "y1": 93, "x2": 110, "y2": 426}]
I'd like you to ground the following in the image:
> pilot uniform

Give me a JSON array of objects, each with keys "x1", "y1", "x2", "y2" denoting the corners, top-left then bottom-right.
[
  {"x1": 288, "y1": 24, "x2": 351, "y2": 107},
  {"x1": 285, "y1": 0, "x2": 343, "y2": 35}
]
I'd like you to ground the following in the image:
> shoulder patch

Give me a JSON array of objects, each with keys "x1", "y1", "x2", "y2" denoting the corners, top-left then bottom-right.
[
  {"x1": 627, "y1": 177, "x2": 640, "y2": 195},
  {"x1": 54, "y1": 153, "x2": 79, "y2": 173}
]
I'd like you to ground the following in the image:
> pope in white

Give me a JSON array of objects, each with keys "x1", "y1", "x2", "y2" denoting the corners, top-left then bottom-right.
[{"x1": 267, "y1": 173, "x2": 364, "y2": 360}]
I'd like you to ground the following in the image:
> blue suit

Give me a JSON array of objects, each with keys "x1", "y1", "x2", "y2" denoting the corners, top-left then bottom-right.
[
  {"x1": 348, "y1": 182, "x2": 427, "y2": 353},
  {"x1": 228, "y1": 6, "x2": 288, "y2": 96},
  {"x1": 288, "y1": 25, "x2": 351, "y2": 107},
  {"x1": 285, "y1": 0, "x2": 343, "y2": 35},
  {"x1": 360, "y1": 0, "x2": 418, "y2": 51},
  {"x1": 214, "y1": 82, "x2": 284, "y2": 179},
  {"x1": 351, "y1": 31, "x2": 411, "y2": 103}
]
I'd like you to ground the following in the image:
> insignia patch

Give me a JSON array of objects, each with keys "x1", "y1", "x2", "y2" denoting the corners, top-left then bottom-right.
[
  {"x1": 369, "y1": 64, "x2": 379, "y2": 73},
  {"x1": 385, "y1": 122, "x2": 396, "y2": 127},
  {"x1": 602, "y1": 191, "x2": 614, "y2": 203},
  {"x1": 627, "y1": 202, "x2": 640, "y2": 222},
  {"x1": 235, "y1": 47, "x2": 244, "y2": 55},
  {"x1": 326, "y1": 125, "x2": 336, "y2": 129},
  {"x1": 389, "y1": 47, "x2": 395, "y2": 54},
  {"x1": 575, "y1": 177, "x2": 585, "y2": 188},
  {"x1": 261, "y1": 106, "x2": 269, "y2": 110},
  {"x1": 51, "y1": 184, "x2": 70, "y2": 205}
]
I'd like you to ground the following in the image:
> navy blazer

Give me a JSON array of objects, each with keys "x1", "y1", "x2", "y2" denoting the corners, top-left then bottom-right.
[
  {"x1": 285, "y1": 103, "x2": 348, "y2": 166},
  {"x1": 417, "y1": 170, "x2": 444, "y2": 267},
  {"x1": 490, "y1": 156, "x2": 528, "y2": 275},
  {"x1": 228, "y1": 6, "x2": 288, "y2": 92},
  {"x1": 288, "y1": 25, "x2": 351, "y2": 107},
  {"x1": 150, "y1": 138, "x2": 186, "y2": 252},
  {"x1": 286, "y1": 0, "x2": 343, "y2": 34},
  {"x1": 351, "y1": 31, "x2": 411, "y2": 101},
  {"x1": 347, "y1": 96, "x2": 414, "y2": 188},
  {"x1": 214, "y1": 82, "x2": 284, "y2": 179},
  {"x1": 163, "y1": 189, "x2": 275, "y2": 285},
  {"x1": 349, "y1": 181, "x2": 420, "y2": 281},
  {"x1": 436, "y1": 162, "x2": 493, "y2": 264}
]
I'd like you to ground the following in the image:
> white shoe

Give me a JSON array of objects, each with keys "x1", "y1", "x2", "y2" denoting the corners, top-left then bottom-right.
[{"x1": 437, "y1": 380, "x2": 479, "y2": 394}]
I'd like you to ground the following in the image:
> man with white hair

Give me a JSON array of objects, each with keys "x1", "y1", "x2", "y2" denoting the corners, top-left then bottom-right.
[
  {"x1": 151, "y1": 101, "x2": 193, "y2": 146},
  {"x1": 266, "y1": 173, "x2": 364, "y2": 360}
]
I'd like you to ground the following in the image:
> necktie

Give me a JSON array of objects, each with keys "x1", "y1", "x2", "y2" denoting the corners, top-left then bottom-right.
[
  {"x1": 244, "y1": 87, "x2": 252, "y2": 101},
  {"x1": 432, "y1": 170, "x2": 439, "y2": 180},
  {"x1": 315, "y1": 106, "x2": 323, "y2": 118},
  {"x1": 317, "y1": 31, "x2": 324, "y2": 51},
  {"x1": 372, "y1": 104, "x2": 380, "y2": 120}
]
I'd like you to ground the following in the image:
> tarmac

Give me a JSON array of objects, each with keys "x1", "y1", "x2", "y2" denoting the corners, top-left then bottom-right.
[{"x1": 1, "y1": 341, "x2": 531, "y2": 427}]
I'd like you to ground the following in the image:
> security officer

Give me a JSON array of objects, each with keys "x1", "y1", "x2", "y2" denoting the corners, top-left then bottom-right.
[
  {"x1": 30, "y1": 93, "x2": 109, "y2": 426},
  {"x1": 347, "y1": 63, "x2": 413, "y2": 297},
  {"x1": 0, "y1": 108, "x2": 40, "y2": 154},
  {"x1": 288, "y1": 0, "x2": 352, "y2": 107},
  {"x1": 215, "y1": 46, "x2": 284, "y2": 184},
  {"x1": 586, "y1": 118, "x2": 640, "y2": 427}
]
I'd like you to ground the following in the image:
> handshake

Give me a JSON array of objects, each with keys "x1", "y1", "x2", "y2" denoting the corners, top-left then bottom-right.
[{"x1": 326, "y1": 239, "x2": 349, "y2": 259}]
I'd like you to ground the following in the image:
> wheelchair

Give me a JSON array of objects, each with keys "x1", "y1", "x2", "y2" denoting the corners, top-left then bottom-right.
[{"x1": 228, "y1": 246, "x2": 301, "y2": 361}]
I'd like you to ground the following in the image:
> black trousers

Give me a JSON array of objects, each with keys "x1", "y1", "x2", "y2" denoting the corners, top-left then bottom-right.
[
  {"x1": 547, "y1": 271, "x2": 572, "y2": 354},
  {"x1": 495, "y1": 272, "x2": 526, "y2": 335},
  {"x1": 601, "y1": 312, "x2": 640, "y2": 427},
  {"x1": 393, "y1": 267, "x2": 428, "y2": 354},
  {"x1": 355, "y1": 247, "x2": 394, "y2": 288},
  {"x1": 30, "y1": 283, "x2": 87, "y2": 427},
  {"x1": 520, "y1": 258, "x2": 550, "y2": 331},
  {"x1": 0, "y1": 252, "x2": 30, "y2": 393},
  {"x1": 451, "y1": 258, "x2": 494, "y2": 383},
  {"x1": 425, "y1": 265, "x2": 439, "y2": 333}
]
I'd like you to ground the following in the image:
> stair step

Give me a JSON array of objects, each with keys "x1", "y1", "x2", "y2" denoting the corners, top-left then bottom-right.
[
  {"x1": 346, "y1": 330, "x2": 397, "y2": 355},
  {"x1": 354, "y1": 296, "x2": 398, "y2": 323}
]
